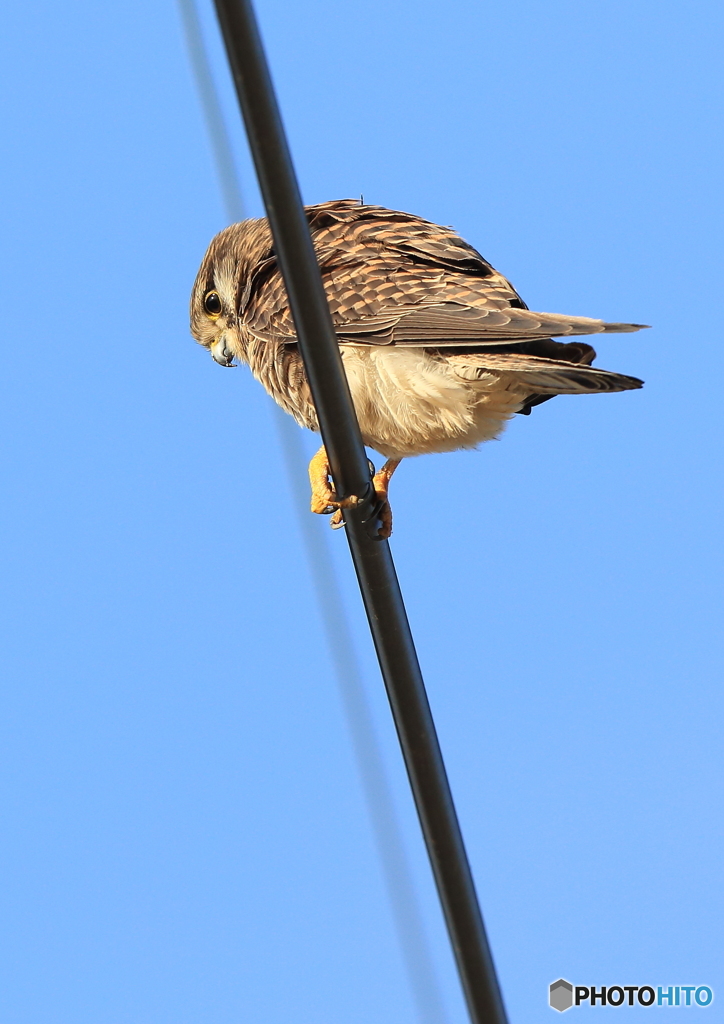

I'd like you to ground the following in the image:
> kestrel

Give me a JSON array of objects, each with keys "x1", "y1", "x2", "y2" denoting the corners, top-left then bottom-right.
[{"x1": 190, "y1": 200, "x2": 645, "y2": 537}]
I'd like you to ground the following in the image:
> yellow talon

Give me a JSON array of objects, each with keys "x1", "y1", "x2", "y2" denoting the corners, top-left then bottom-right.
[{"x1": 308, "y1": 446, "x2": 401, "y2": 538}]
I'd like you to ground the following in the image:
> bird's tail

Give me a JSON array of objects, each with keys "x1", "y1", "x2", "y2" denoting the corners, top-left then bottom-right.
[{"x1": 450, "y1": 352, "x2": 643, "y2": 394}]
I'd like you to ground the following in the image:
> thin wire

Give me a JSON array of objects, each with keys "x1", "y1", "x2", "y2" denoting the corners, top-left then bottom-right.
[
  {"x1": 176, "y1": 3, "x2": 447, "y2": 1020},
  {"x1": 177, "y1": 0, "x2": 243, "y2": 219}
]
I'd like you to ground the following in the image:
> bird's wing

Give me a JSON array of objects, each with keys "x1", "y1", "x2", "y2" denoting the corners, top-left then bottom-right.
[
  {"x1": 337, "y1": 303, "x2": 646, "y2": 345},
  {"x1": 241, "y1": 201, "x2": 647, "y2": 346}
]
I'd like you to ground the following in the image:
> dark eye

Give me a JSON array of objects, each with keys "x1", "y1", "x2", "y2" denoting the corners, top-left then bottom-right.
[{"x1": 203, "y1": 291, "x2": 222, "y2": 318}]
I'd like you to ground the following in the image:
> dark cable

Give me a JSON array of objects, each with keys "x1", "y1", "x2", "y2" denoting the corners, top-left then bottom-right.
[
  {"x1": 278, "y1": 437, "x2": 449, "y2": 1024},
  {"x1": 210, "y1": 1, "x2": 509, "y2": 1021},
  {"x1": 176, "y1": 3, "x2": 447, "y2": 1020}
]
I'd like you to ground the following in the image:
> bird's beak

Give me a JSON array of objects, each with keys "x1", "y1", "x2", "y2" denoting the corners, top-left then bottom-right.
[{"x1": 210, "y1": 335, "x2": 235, "y2": 367}]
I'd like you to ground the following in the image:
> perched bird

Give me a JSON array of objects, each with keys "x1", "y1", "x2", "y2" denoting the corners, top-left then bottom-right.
[{"x1": 190, "y1": 200, "x2": 645, "y2": 537}]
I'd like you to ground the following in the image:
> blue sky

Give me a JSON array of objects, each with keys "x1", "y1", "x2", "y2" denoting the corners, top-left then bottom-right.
[{"x1": 0, "y1": 1, "x2": 721, "y2": 1021}]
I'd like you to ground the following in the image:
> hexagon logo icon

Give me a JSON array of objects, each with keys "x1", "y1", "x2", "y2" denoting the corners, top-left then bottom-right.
[{"x1": 549, "y1": 978, "x2": 573, "y2": 1012}]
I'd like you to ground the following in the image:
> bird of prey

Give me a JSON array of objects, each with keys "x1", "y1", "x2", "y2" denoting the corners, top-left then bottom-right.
[{"x1": 190, "y1": 200, "x2": 645, "y2": 537}]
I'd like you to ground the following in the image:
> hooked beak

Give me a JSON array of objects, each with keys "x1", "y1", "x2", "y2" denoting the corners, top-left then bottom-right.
[{"x1": 210, "y1": 335, "x2": 235, "y2": 367}]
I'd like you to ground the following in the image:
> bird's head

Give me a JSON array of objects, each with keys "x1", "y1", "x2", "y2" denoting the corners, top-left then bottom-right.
[{"x1": 190, "y1": 219, "x2": 269, "y2": 367}]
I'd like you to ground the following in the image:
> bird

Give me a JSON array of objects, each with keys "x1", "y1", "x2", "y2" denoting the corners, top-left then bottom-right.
[{"x1": 190, "y1": 200, "x2": 646, "y2": 537}]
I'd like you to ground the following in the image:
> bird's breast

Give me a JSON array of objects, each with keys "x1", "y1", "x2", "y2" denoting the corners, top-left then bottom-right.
[{"x1": 339, "y1": 347, "x2": 521, "y2": 459}]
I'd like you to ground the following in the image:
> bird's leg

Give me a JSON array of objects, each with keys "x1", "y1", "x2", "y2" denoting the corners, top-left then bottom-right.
[
  {"x1": 311, "y1": 445, "x2": 402, "y2": 538},
  {"x1": 308, "y1": 445, "x2": 362, "y2": 515},
  {"x1": 371, "y1": 458, "x2": 401, "y2": 539}
]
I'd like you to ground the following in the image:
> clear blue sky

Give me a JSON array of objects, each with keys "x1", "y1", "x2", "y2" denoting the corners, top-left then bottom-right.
[{"x1": 0, "y1": 1, "x2": 721, "y2": 1021}]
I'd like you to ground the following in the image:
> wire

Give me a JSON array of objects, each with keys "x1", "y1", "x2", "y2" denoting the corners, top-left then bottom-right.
[
  {"x1": 176, "y1": 3, "x2": 447, "y2": 1020},
  {"x1": 209, "y1": 2, "x2": 510, "y2": 1021}
]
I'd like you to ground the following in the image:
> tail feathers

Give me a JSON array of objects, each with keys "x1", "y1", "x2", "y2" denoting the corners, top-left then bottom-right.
[{"x1": 449, "y1": 352, "x2": 644, "y2": 394}]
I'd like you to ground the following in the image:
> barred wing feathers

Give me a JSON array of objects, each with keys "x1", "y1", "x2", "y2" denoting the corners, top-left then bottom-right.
[{"x1": 240, "y1": 200, "x2": 648, "y2": 349}]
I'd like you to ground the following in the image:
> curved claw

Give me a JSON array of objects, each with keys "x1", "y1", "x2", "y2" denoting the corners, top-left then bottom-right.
[{"x1": 309, "y1": 446, "x2": 400, "y2": 539}]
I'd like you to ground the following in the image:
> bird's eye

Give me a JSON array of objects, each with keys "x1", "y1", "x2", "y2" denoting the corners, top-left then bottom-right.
[{"x1": 203, "y1": 291, "x2": 222, "y2": 318}]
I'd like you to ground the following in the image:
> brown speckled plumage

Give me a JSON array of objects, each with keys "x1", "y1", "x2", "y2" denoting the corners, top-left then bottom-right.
[{"x1": 190, "y1": 200, "x2": 645, "y2": 533}]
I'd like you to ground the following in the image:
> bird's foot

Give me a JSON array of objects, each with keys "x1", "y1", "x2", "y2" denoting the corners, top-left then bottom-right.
[
  {"x1": 328, "y1": 460, "x2": 398, "y2": 539},
  {"x1": 369, "y1": 461, "x2": 399, "y2": 539},
  {"x1": 309, "y1": 446, "x2": 363, "y2": 516},
  {"x1": 309, "y1": 447, "x2": 400, "y2": 540}
]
